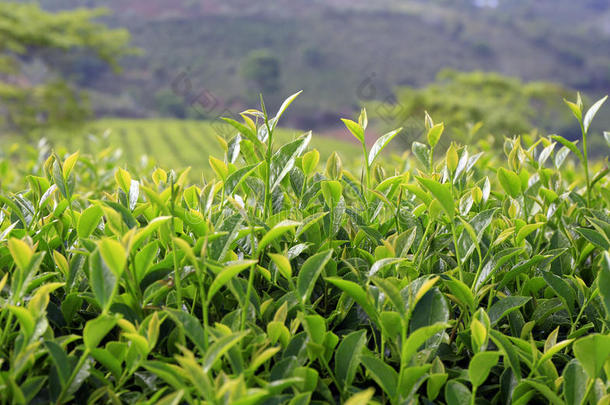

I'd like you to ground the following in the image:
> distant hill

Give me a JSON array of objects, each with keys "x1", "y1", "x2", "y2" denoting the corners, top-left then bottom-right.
[{"x1": 35, "y1": 0, "x2": 610, "y2": 129}]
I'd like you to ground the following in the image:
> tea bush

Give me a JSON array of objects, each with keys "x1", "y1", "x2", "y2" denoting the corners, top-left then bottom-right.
[{"x1": 1, "y1": 92, "x2": 610, "y2": 404}]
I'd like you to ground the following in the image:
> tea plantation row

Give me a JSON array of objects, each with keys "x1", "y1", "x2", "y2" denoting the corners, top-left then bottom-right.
[{"x1": 0, "y1": 93, "x2": 609, "y2": 404}]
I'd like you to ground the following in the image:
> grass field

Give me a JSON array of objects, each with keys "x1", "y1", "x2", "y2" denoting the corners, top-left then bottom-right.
[{"x1": 3, "y1": 118, "x2": 361, "y2": 177}]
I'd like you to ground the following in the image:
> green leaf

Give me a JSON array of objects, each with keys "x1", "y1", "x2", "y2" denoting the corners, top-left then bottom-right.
[
  {"x1": 368, "y1": 257, "x2": 407, "y2": 278},
  {"x1": 341, "y1": 118, "x2": 365, "y2": 144},
  {"x1": 563, "y1": 359, "x2": 588, "y2": 405},
  {"x1": 489, "y1": 329, "x2": 521, "y2": 379},
  {"x1": 208, "y1": 156, "x2": 228, "y2": 180},
  {"x1": 45, "y1": 341, "x2": 72, "y2": 386},
  {"x1": 325, "y1": 277, "x2": 378, "y2": 322},
  {"x1": 302, "y1": 314, "x2": 326, "y2": 345},
  {"x1": 445, "y1": 380, "x2": 471, "y2": 405},
  {"x1": 268, "y1": 253, "x2": 292, "y2": 280},
  {"x1": 361, "y1": 355, "x2": 398, "y2": 399},
  {"x1": 7, "y1": 306, "x2": 35, "y2": 339},
  {"x1": 344, "y1": 388, "x2": 375, "y2": 405},
  {"x1": 301, "y1": 149, "x2": 320, "y2": 176},
  {"x1": 287, "y1": 393, "x2": 311, "y2": 405},
  {"x1": 202, "y1": 331, "x2": 248, "y2": 372},
  {"x1": 515, "y1": 380, "x2": 563, "y2": 405},
  {"x1": 417, "y1": 177, "x2": 455, "y2": 220},
  {"x1": 62, "y1": 151, "x2": 80, "y2": 179},
  {"x1": 497, "y1": 168, "x2": 521, "y2": 198},
  {"x1": 550, "y1": 135, "x2": 584, "y2": 163},
  {"x1": 515, "y1": 222, "x2": 544, "y2": 244},
  {"x1": 335, "y1": 330, "x2": 367, "y2": 389},
  {"x1": 583, "y1": 95, "x2": 607, "y2": 134},
  {"x1": 90, "y1": 348, "x2": 122, "y2": 380},
  {"x1": 564, "y1": 99, "x2": 582, "y2": 123},
  {"x1": 77, "y1": 205, "x2": 103, "y2": 238},
  {"x1": 427, "y1": 373, "x2": 448, "y2": 401},
  {"x1": 380, "y1": 311, "x2": 402, "y2": 339},
  {"x1": 427, "y1": 123, "x2": 444, "y2": 148},
  {"x1": 225, "y1": 163, "x2": 260, "y2": 195},
  {"x1": 221, "y1": 117, "x2": 261, "y2": 147},
  {"x1": 208, "y1": 260, "x2": 257, "y2": 300},
  {"x1": 402, "y1": 322, "x2": 448, "y2": 365},
  {"x1": 598, "y1": 252, "x2": 610, "y2": 319},
  {"x1": 98, "y1": 239, "x2": 126, "y2": 277},
  {"x1": 468, "y1": 351, "x2": 499, "y2": 387},
  {"x1": 84, "y1": 314, "x2": 117, "y2": 350},
  {"x1": 132, "y1": 216, "x2": 171, "y2": 250},
  {"x1": 258, "y1": 220, "x2": 300, "y2": 253},
  {"x1": 542, "y1": 272, "x2": 576, "y2": 316},
  {"x1": 89, "y1": 249, "x2": 117, "y2": 312},
  {"x1": 272, "y1": 90, "x2": 302, "y2": 129},
  {"x1": 165, "y1": 308, "x2": 207, "y2": 354},
  {"x1": 172, "y1": 206, "x2": 208, "y2": 238},
  {"x1": 296, "y1": 250, "x2": 332, "y2": 304},
  {"x1": 368, "y1": 127, "x2": 402, "y2": 166},
  {"x1": 270, "y1": 132, "x2": 311, "y2": 191},
  {"x1": 8, "y1": 238, "x2": 33, "y2": 271},
  {"x1": 572, "y1": 334, "x2": 610, "y2": 378},
  {"x1": 321, "y1": 180, "x2": 343, "y2": 208},
  {"x1": 412, "y1": 142, "x2": 430, "y2": 170},
  {"x1": 444, "y1": 276, "x2": 475, "y2": 311},
  {"x1": 410, "y1": 288, "x2": 449, "y2": 331},
  {"x1": 372, "y1": 277, "x2": 405, "y2": 315},
  {"x1": 575, "y1": 227, "x2": 610, "y2": 250},
  {"x1": 488, "y1": 296, "x2": 531, "y2": 326},
  {"x1": 115, "y1": 168, "x2": 131, "y2": 193}
]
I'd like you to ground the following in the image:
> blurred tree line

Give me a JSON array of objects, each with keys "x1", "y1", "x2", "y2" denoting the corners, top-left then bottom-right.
[
  {"x1": 375, "y1": 70, "x2": 576, "y2": 149},
  {"x1": 0, "y1": 2, "x2": 133, "y2": 133}
]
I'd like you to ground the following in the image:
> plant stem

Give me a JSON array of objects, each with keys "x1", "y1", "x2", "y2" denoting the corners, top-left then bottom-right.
[
  {"x1": 579, "y1": 378, "x2": 594, "y2": 405},
  {"x1": 55, "y1": 349, "x2": 90, "y2": 405},
  {"x1": 363, "y1": 143, "x2": 371, "y2": 190},
  {"x1": 580, "y1": 120, "x2": 591, "y2": 207},
  {"x1": 451, "y1": 221, "x2": 464, "y2": 281},
  {"x1": 171, "y1": 239, "x2": 182, "y2": 309},
  {"x1": 241, "y1": 222, "x2": 258, "y2": 331},
  {"x1": 261, "y1": 96, "x2": 273, "y2": 219}
]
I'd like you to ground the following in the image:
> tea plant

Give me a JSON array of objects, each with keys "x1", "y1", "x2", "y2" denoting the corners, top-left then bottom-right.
[{"x1": 0, "y1": 92, "x2": 609, "y2": 404}]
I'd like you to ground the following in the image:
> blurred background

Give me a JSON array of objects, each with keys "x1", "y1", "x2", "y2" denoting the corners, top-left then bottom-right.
[{"x1": 1, "y1": 0, "x2": 609, "y2": 173}]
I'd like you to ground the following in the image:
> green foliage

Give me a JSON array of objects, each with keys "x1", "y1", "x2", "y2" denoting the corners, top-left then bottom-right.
[
  {"x1": 0, "y1": 2, "x2": 132, "y2": 132},
  {"x1": 241, "y1": 50, "x2": 282, "y2": 96},
  {"x1": 380, "y1": 69, "x2": 573, "y2": 147},
  {"x1": 0, "y1": 93, "x2": 609, "y2": 404}
]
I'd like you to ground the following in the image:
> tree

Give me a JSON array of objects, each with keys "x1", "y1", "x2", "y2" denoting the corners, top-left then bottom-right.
[
  {"x1": 154, "y1": 89, "x2": 188, "y2": 119},
  {"x1": 0, "y1": 2, "x2": 132, "y2": 132},
  {"x1": 240, "y1": 50, "x2": 281, "y2": 96},
  {"x1": 375, "y1": 69, "x2": 573, "y2": 148}
]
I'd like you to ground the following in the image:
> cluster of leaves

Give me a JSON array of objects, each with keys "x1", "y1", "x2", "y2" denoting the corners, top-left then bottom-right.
[{"x1": 1, "y1": 92, "x2": 610, "y2": 404}]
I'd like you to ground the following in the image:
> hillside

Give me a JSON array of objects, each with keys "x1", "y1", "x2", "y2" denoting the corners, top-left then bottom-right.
[
  {"x1": 1, "y1": 118, "x2": 361, "y2": 178},
  {"x1": 32, "y1": 0, "x2": 610, "y2": 129}
]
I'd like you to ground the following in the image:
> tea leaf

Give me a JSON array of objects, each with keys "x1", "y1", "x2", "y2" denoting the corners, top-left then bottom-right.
[
  {"x1": 361, "y1": 355, "x2": 397, "y2": 399},
  {"x1": 469, "y1": 351, "x2": 499, "y2": 387},
  {"x1": 417, "y1": 177, "x2": 454, "y2": 220},
  {"x1": 297, "y1": 250, "x2": 332, "y2": 304},
  {"x1": 573, "y1": 334, "x2": 610, "y2": 378},
  {"x1": 335, "y1": 330, "x2": 367, "y2": 389},
  {"x1": 368, "y1": 127, "x2": 402, "y2": 166},
  {"x1": 77, "y1": 205, "x2": 103, "y2": 238},
  {"x1": 202, "y1": 331, "x2": 248, "y2": 372},
  {"x1": 84, "y1": 314, "x2": 117, "y2": 350}
]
